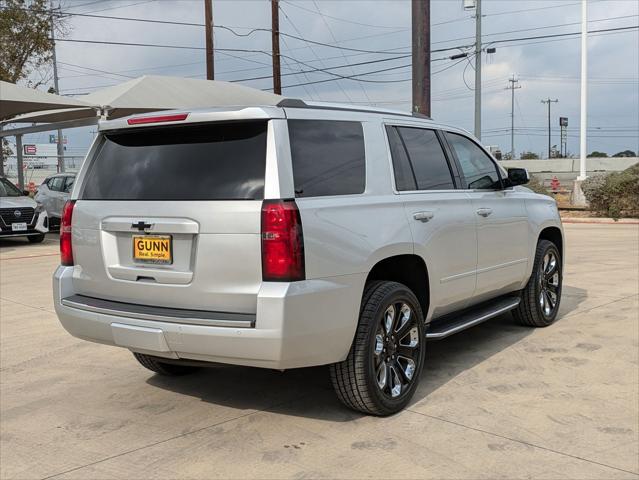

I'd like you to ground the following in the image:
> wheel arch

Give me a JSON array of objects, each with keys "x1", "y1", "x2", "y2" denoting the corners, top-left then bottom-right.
[
  {"x1": 364, "y1": 254, "x2": 430, "y2": 318},
  {"x1": 538, "y1": 226, "x2": 564, "y2": 263}
]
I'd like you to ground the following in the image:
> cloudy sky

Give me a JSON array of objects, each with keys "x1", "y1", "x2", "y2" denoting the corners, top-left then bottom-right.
[{"x1": 21, "y1": 0, "x2": 639, "y2": 157}]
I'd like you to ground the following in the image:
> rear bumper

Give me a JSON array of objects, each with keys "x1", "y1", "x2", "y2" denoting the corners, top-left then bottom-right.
[{"x1": 53, "y1": 266, "x2": 364, "y2": 369}]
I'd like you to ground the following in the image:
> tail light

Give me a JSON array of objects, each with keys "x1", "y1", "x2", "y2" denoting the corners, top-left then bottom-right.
[
  {"x1": 261, "y1": 200, "x2": 305, "y2": 282},
  {"x1": 60, "y1": 200, "x2": 76, "y2": 266}
]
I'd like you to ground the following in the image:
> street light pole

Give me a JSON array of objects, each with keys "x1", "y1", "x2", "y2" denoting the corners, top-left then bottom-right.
[
  {"x1": 578, "y1": 0, "x2": 588, "y2": 180},
  {"x1": 474, "y1": 0, "x2": 482, "y2": 139}
]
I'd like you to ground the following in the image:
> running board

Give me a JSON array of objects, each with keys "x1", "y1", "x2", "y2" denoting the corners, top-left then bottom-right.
[{"x1": 426, "y1": 296, "x2": 520, "y2": 340}]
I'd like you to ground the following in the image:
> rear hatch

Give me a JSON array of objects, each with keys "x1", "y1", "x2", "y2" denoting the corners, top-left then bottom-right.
[{"x1": 71, "y1": 119, "x2": 269, "y2": 314}]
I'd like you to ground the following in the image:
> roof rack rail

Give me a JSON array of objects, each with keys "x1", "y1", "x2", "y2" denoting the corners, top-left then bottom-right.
[{"x1": 279, "y1": 100, "x2": 431, "y2": 120}]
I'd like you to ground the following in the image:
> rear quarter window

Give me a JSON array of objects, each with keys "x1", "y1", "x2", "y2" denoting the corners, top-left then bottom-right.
[
  {"x1": 288, "y1": 120, "x2": 366, "y2": 198},
  {"x1": 81, "y1": 121, "x2": 267, "y2": 200}
]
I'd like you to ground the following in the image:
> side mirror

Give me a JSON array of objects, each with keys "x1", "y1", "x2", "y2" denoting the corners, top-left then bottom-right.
[
  {"x1": 22, "y1": 190, "x2": 30, "y2": 196},
  {"x1": 506, "y1": 168, "x2": 529, "y2": 187}
]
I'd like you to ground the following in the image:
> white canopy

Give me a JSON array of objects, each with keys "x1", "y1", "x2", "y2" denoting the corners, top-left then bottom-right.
[
  {"x1": 0, "y1": 81, "x2": 94, "y2": 121},
  {"x1": 8, "y1": 76, "x2": 291, "y2": 124}
]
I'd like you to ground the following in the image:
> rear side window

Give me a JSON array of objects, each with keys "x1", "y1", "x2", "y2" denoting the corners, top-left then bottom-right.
[
  {"x1": 81, "y1": 122, "x2": 267, "y2": 200},
  {"x1": 386, "y1": 126, "x2": 417, "y2": 191},
  {"x1": 288, "y1": 120, "x2": 365, "y2": 198},
  {"x1": 387, "y1": 126, "x2": 455, "y2": 191},
  {"x1": 49, "y1": 177, "x2": 65, "y2": 192}
]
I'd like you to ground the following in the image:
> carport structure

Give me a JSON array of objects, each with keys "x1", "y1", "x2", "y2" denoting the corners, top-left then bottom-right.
[
  {"x1": 0, "y1": 76, "x2": 289, "y2": 188},
  {"x1": 0, "y1": 80, "x2": 98, "y2": 187}
]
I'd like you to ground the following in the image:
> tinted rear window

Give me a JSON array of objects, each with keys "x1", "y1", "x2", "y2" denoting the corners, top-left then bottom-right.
[
  {"x1": 81, "y1": 122, "x2": 267, "y2": 200},
  {"x1": 288, "y1": 120, "x2": 365, "y2": 198}
]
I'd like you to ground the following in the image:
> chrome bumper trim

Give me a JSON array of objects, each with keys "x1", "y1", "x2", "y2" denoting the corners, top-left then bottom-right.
[{"x1": 61, "y1": 294, "x2": 255, "y2": 328}]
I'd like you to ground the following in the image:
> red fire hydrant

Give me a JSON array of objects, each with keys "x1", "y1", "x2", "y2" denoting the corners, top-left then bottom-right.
[{"x1": 550, "y1": 176, "x2": 561, "y2": 191}]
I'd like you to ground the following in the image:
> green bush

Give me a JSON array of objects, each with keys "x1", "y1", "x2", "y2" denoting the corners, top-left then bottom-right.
[
  {"x1": 581, "y1": 164, "x2": 639, "y2": 219},
  {"x1": 525, "y1": 176, "x2": 551, "y2": 196}
]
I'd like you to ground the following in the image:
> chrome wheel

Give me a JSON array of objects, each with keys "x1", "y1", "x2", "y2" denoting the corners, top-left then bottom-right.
[
  {"x1": 373, "y1": 302, "x2": 422, "y2": 399},
  {"x1": 539, "y1": 251, "x2": 560, "y2": 317}
]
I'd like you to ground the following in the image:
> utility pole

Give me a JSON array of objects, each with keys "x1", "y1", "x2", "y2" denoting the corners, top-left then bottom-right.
[
  {"x1": 204, "y1": 0, "x2": 214, "y2": 80},
  {"x1": 474, "y1": 0, "x2": 482, "y2": 139},
  {"x1": 0, "y1": 125, "x2": 4, "y2": 177},
  {"x1": 541, "y1": 98, "x2": 559, "y2": 159},
  {"x1": 271, "y1": 0, "x2": 281, "y2": 94},
  {"x1": 506, "y1": 75, "x2": 521, "y2": 158},
  {"x1": 578, "y1": 0, "x2": 588, "y2": 180},
  {"x1": 411, "y1": 0, "x2": 431, "y2": 117},
  {"x1": 50, "y1": 0, "x2": 65, "y2": 173}
]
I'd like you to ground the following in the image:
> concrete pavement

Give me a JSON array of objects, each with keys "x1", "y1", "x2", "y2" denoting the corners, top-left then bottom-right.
[{"x1": 1, "y1": 225, "x2": 638, "y2": 479}]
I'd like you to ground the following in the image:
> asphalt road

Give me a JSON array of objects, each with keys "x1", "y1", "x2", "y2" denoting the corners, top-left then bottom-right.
[{"x1": 1, "y1": 225, "x2": 638, "y2": 479}]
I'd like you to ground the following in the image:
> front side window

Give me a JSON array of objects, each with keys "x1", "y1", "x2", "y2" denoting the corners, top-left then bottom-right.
[
  {"x1": 288, "y1": 120, "x2": 365, "y2": 198},
  {"x1": 395, "y1": 127, "x2": 455, "y2": 190},
  {"x1": 0, "y1": 177, "x2": 22, "y2": 197},
  {"x1": 446, "y1": 133, "x2": 501, "y2": 190},
  {"x1": 64, "y1": 176, "x2": 75, "y2": 193}
]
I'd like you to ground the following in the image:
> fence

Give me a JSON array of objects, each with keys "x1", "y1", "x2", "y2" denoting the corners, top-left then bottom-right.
[{"x1": 2, "y1": 156, "x2": 85, "y2": 187}]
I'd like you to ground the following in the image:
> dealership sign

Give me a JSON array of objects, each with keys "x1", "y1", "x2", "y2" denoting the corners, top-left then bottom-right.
[{"x1": 23, "y1": 145, "x2": 37, "y2": 155}]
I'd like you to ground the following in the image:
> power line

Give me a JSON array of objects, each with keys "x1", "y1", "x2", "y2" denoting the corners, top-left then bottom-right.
[
  {"x1": 278, "y1": 3, "x2": 353, "y2": 102},
  {"x1": 47, "y1": 8, "x2": 412, "y2": 56},
  {"x1": 73, "y1": 0, "x2": 157, "y2": 15},
  {"x1": 279, "y1": 0, "x2": 408, "y2": 30},
  {"x1": 281, "y1": 56, "x2": 469, "y2": 89},
  {"x1": 52, "y1": 25, "x2": 638, "y2": 56},
  {"x1": 233, "y1": 54, "x2": 412, "y2": 82},
  {"x1": 311, "y1": 0, "x2": 371, "y2": 102}
]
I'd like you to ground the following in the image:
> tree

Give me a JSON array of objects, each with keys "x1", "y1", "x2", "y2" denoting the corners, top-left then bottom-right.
[
  {"x1": 613, "y1": 150, "x2": 637, "y2": 158},
  {"x1": 0, "y1": 0, "x2": 61, "y2": 84},
  {"x1": 521, "y1": 151, "x2": 539, "y2": 160},
  {"x1": 589, "y1": 151, "x2": 608, "y2": 158}
]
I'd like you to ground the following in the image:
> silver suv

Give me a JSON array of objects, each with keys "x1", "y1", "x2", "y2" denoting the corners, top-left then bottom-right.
[{"x1": 54, "y1": 102, "x2": 564, "y2": 415}]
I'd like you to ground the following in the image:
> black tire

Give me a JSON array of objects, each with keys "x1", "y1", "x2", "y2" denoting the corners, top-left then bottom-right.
[
  {"x1": 27, "y1": 234, "x2": 45, "y2": 243},
  {"x1": 132, "y1": 352, "x2": 199, "y2": 376},
  {"x1": 329, "y1": 281, "x2": 426, "y2": 416},
  {"x1": 513, "y1": 239, "x2": 562, "y2": 327}
]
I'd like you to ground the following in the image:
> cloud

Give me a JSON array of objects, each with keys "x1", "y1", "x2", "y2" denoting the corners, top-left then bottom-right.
[{"x1": 18, "y1": 0, "x2": 639, "y2": 157}]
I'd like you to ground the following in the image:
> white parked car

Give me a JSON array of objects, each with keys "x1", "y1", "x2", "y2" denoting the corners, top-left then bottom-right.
[
  {"x1": 0, "y1": 177, "x2": 48, "y2": 243},
  {"x1": 53, "y1": 101, "x2": 564, "y2": 415},
  {"x1": 35, "y1": 173, "x2": 75, "y2": 228}
]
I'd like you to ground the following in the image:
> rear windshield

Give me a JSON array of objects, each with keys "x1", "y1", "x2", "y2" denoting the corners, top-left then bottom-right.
[{"x1": 81, "y1": 121, "x2": 267, "y2": 200}]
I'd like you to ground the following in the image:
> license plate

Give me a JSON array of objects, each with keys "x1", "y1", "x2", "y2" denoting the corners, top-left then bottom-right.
[
  {"x1": 132, "y1": 235, "x2": 172, "y2": 264},
  {"x1": 11, "y1": 223, "x2": 27, "y2": 232}
]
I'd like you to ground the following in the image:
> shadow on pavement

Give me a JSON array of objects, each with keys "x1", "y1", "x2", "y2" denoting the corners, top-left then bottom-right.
[
  {"x1": 148, "y1": 286, "x2": 587, "y2": 421},
  {"x1": 0, "y1": 232, "x2": 59, "y2": 252}
]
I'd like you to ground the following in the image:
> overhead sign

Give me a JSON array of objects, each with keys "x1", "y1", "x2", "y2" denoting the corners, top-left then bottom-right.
[
  {"x1": 23, "y1": 145, "x2": 37, "y2": 155},
  {"x1": 48, "y1": 134, "x2": 68, "y2": 144},
  {"x1": 22, "y1": 144, "x2": 58, "y2": 156}
]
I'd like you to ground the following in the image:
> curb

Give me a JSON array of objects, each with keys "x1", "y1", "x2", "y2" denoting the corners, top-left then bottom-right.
[{"x1": 562, "y1": 218, "x2": 639, "y2": 225}]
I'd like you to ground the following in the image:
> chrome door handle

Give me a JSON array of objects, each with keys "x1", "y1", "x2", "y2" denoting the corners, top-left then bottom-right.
[
  {"x1": 476, "y1": 208, "x2": 493, "y2": 217},
  {"x1": 413, "y1": 211, "x2": 434, "y2": 222}
]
